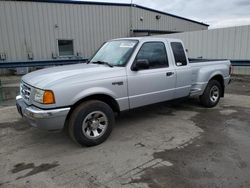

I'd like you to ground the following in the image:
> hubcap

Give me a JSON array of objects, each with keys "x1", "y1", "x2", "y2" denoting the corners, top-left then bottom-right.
[
  {"x1": 82, "y1": 111, "x2": 108, "y2": 139},
  {"x1": 210, "y1": 85, "x2": 219, "y2": 103}
]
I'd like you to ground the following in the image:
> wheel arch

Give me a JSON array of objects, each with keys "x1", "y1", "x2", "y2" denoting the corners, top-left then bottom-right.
[
  {"x1": 64, "y1": 93, "x2": 120, "y2": 130},
  {"x1": 209, "y1": 74, "x2": 225, "y2": 97}
]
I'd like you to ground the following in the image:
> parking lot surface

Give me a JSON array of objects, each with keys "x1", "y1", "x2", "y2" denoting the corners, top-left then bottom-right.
[{"x1": 0, "y1": 76, "x2": 250, "y2": 188}]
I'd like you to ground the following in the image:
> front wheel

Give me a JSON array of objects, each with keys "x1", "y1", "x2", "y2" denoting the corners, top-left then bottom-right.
[
  {"x1": 68, "y1": 100, "x2": 114, "y2": 146},
  {"x1": 200, "y1": 80, "x2": 222, "y2": 108}
]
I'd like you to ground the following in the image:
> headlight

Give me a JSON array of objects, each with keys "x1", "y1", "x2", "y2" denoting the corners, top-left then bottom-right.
[{"x1": 34, "y1": 88, "x2": 55, "y2": 104}]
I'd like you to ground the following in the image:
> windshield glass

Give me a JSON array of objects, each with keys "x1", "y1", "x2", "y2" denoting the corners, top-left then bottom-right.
[{"x1": 90, "y1": 40, "x2": 138, "y2": 66}]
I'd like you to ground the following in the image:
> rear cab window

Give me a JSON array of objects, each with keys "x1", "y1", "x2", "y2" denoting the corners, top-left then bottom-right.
[{"x1": 171, "y1": 42, "x2": 187, "y2": 66}]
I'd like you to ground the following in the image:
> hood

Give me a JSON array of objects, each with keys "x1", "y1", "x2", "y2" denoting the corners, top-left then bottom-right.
[{"x1": 22, "y1": 63, "x2": 126, "y2": 89}]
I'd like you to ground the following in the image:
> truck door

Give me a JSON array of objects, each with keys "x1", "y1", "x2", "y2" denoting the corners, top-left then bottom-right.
[
  {"x1": 127, "y1": 41, "x2": 176, "y2": 109},
  {"x1": 170, "y1": 42, "x2": 192, "y2": 98}
]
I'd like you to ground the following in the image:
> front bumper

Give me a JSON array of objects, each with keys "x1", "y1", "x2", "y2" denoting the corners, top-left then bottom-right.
[{"x1": 16, "y1": 95, "x2": 70, "y2": 131}]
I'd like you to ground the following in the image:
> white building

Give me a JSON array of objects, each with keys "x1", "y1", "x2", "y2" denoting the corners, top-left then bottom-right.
[{"x1": 0, "y1": 0, "x2": 208, "y2": 63}]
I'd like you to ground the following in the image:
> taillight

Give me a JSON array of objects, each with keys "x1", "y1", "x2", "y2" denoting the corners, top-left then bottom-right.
[{"x1": 229, "y1": 64, "x2": 233, "y2": 75}]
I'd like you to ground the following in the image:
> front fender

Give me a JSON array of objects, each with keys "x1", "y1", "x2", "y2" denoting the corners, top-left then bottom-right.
[{"x1": 71, "y1": 87, "x2": 118, "y2": 104}]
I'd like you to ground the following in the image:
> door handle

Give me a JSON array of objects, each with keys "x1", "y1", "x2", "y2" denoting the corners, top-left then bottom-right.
[{"x1": 166, "y1": 72, "x2": 174, "y2": 76}]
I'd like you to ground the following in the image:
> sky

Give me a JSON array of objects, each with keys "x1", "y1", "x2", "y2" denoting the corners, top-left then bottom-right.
[{"x1": 81, "y1": 0, "x2": 250, "y2": 28}]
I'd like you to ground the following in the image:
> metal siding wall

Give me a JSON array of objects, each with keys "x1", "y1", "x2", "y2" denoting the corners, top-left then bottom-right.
[
  {"x1": 0, "y1": 3, "x2": 4, "y2": 53},
  {"x1": 0, "y1": 1, "x2": 131, "y2": 62},
  {"x1": 232, "y1": 66, "x2": 250, "y2": 75},
  {"x1": 163, "y1": 25, "x2": 250, "y2": 75},
  {"x1": 164, "y1": 25, "x2": 250, "y2": 60}
]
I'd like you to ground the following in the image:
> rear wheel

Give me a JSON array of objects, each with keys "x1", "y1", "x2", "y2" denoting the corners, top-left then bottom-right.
[
  {"x1": 200, "y1": 80, "x2": 222, "y2": 108},
  {"x1": 69, "y1": 100, "x2": 114, "y2": 146}
]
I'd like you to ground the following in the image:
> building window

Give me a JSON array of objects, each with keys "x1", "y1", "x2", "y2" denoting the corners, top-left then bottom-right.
[{"x1": 58, "y1": 40, "x2": 74, "y2": 56}]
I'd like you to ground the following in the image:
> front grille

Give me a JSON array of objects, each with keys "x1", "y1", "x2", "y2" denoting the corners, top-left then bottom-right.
[{"x1": 20, "y1": 83, "x2": 31, "y2": 101}]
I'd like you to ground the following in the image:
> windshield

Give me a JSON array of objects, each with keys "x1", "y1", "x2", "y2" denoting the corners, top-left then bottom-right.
[{"x1": 90, "y1": 40, "x2": 138, "y2": 67}]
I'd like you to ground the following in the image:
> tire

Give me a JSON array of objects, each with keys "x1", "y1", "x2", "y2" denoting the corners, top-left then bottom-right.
[
  {"x1": 68, "y1": 100, "x2": 114, "y2": 147},
  {"x1": 200, "y1": 80, "x2": 222, "y2": 108}
]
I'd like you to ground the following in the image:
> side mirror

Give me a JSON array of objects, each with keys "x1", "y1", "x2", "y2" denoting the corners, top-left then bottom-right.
[{"x1": 132, "y1": 59, "x2": 149, "y2": 71}]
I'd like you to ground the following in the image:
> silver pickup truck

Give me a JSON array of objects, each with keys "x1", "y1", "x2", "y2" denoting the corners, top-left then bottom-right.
[{"x1": 16, "y1": 37, "x2": 231, "y2": 146}]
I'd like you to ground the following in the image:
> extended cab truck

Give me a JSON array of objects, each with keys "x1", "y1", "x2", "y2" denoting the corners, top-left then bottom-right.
[{"x1": 16, "y1": 37, "x2": 231, "y2": 146}]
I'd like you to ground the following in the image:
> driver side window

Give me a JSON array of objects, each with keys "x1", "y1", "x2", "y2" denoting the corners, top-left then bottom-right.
[{"x1": 135, "y1": 42, "x2": 169, "y2": 69}]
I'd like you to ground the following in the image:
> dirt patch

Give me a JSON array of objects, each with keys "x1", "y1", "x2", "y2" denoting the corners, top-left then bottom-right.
[
  {"x1": 11, "y1": 162, "x2": 59, "y2": 180},
  {"x1": 12, "y1": 163, "x2": 35, "y2": 173},
  {"x1": 0, "y1": 120, "x2": 30, "y2": 131}
]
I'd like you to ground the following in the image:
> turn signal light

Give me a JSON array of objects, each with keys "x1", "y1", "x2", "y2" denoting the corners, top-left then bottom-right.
[{"x1": 43, "y1": 90, "x2": 55, "y2": 104}]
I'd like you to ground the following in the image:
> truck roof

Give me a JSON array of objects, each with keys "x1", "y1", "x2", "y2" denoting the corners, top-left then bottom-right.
[{"x1": 111, "y1": 36, "x2": 182, "y2": 43}]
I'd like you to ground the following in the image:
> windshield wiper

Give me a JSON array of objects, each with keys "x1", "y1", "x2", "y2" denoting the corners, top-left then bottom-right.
[{"x1": 91, "y1": 61, "x2": 113, "y2": 67}]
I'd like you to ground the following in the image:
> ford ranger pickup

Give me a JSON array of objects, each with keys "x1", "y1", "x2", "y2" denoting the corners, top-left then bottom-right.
[{"x1": 16, "y1": 37, "x2": 231, "y2": 146}]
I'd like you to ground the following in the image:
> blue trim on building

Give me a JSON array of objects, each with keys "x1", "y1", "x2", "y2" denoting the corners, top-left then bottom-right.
[
  {"x1": 0, "y1": 59, "x2": 88, "y2": 68},
  {"x1": 0, "y1": 59, "x2": 250, "y2": 69},
  {"x1": 15, "y1": 0, "x2": 209, "y2": 27},
  {"x1": 230, "y1": 60, "x2": 250, "y2": 66},
  {"x1": 21, "y1": 0, "x2": 130, "y2": 6}
]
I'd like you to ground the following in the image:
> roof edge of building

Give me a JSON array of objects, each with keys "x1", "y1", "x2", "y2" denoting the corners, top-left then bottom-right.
[
  {"x1": 134, "y1": 4, "x2": 209, "y2": 27},
  {"x1": 11, "y1": 0, "x2": 209, "y2": 27}
]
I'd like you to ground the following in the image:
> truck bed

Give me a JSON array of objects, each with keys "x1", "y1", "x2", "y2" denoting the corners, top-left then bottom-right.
[{"x1": 188, "y1": 58, "x2": 231, "y2": 96}]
